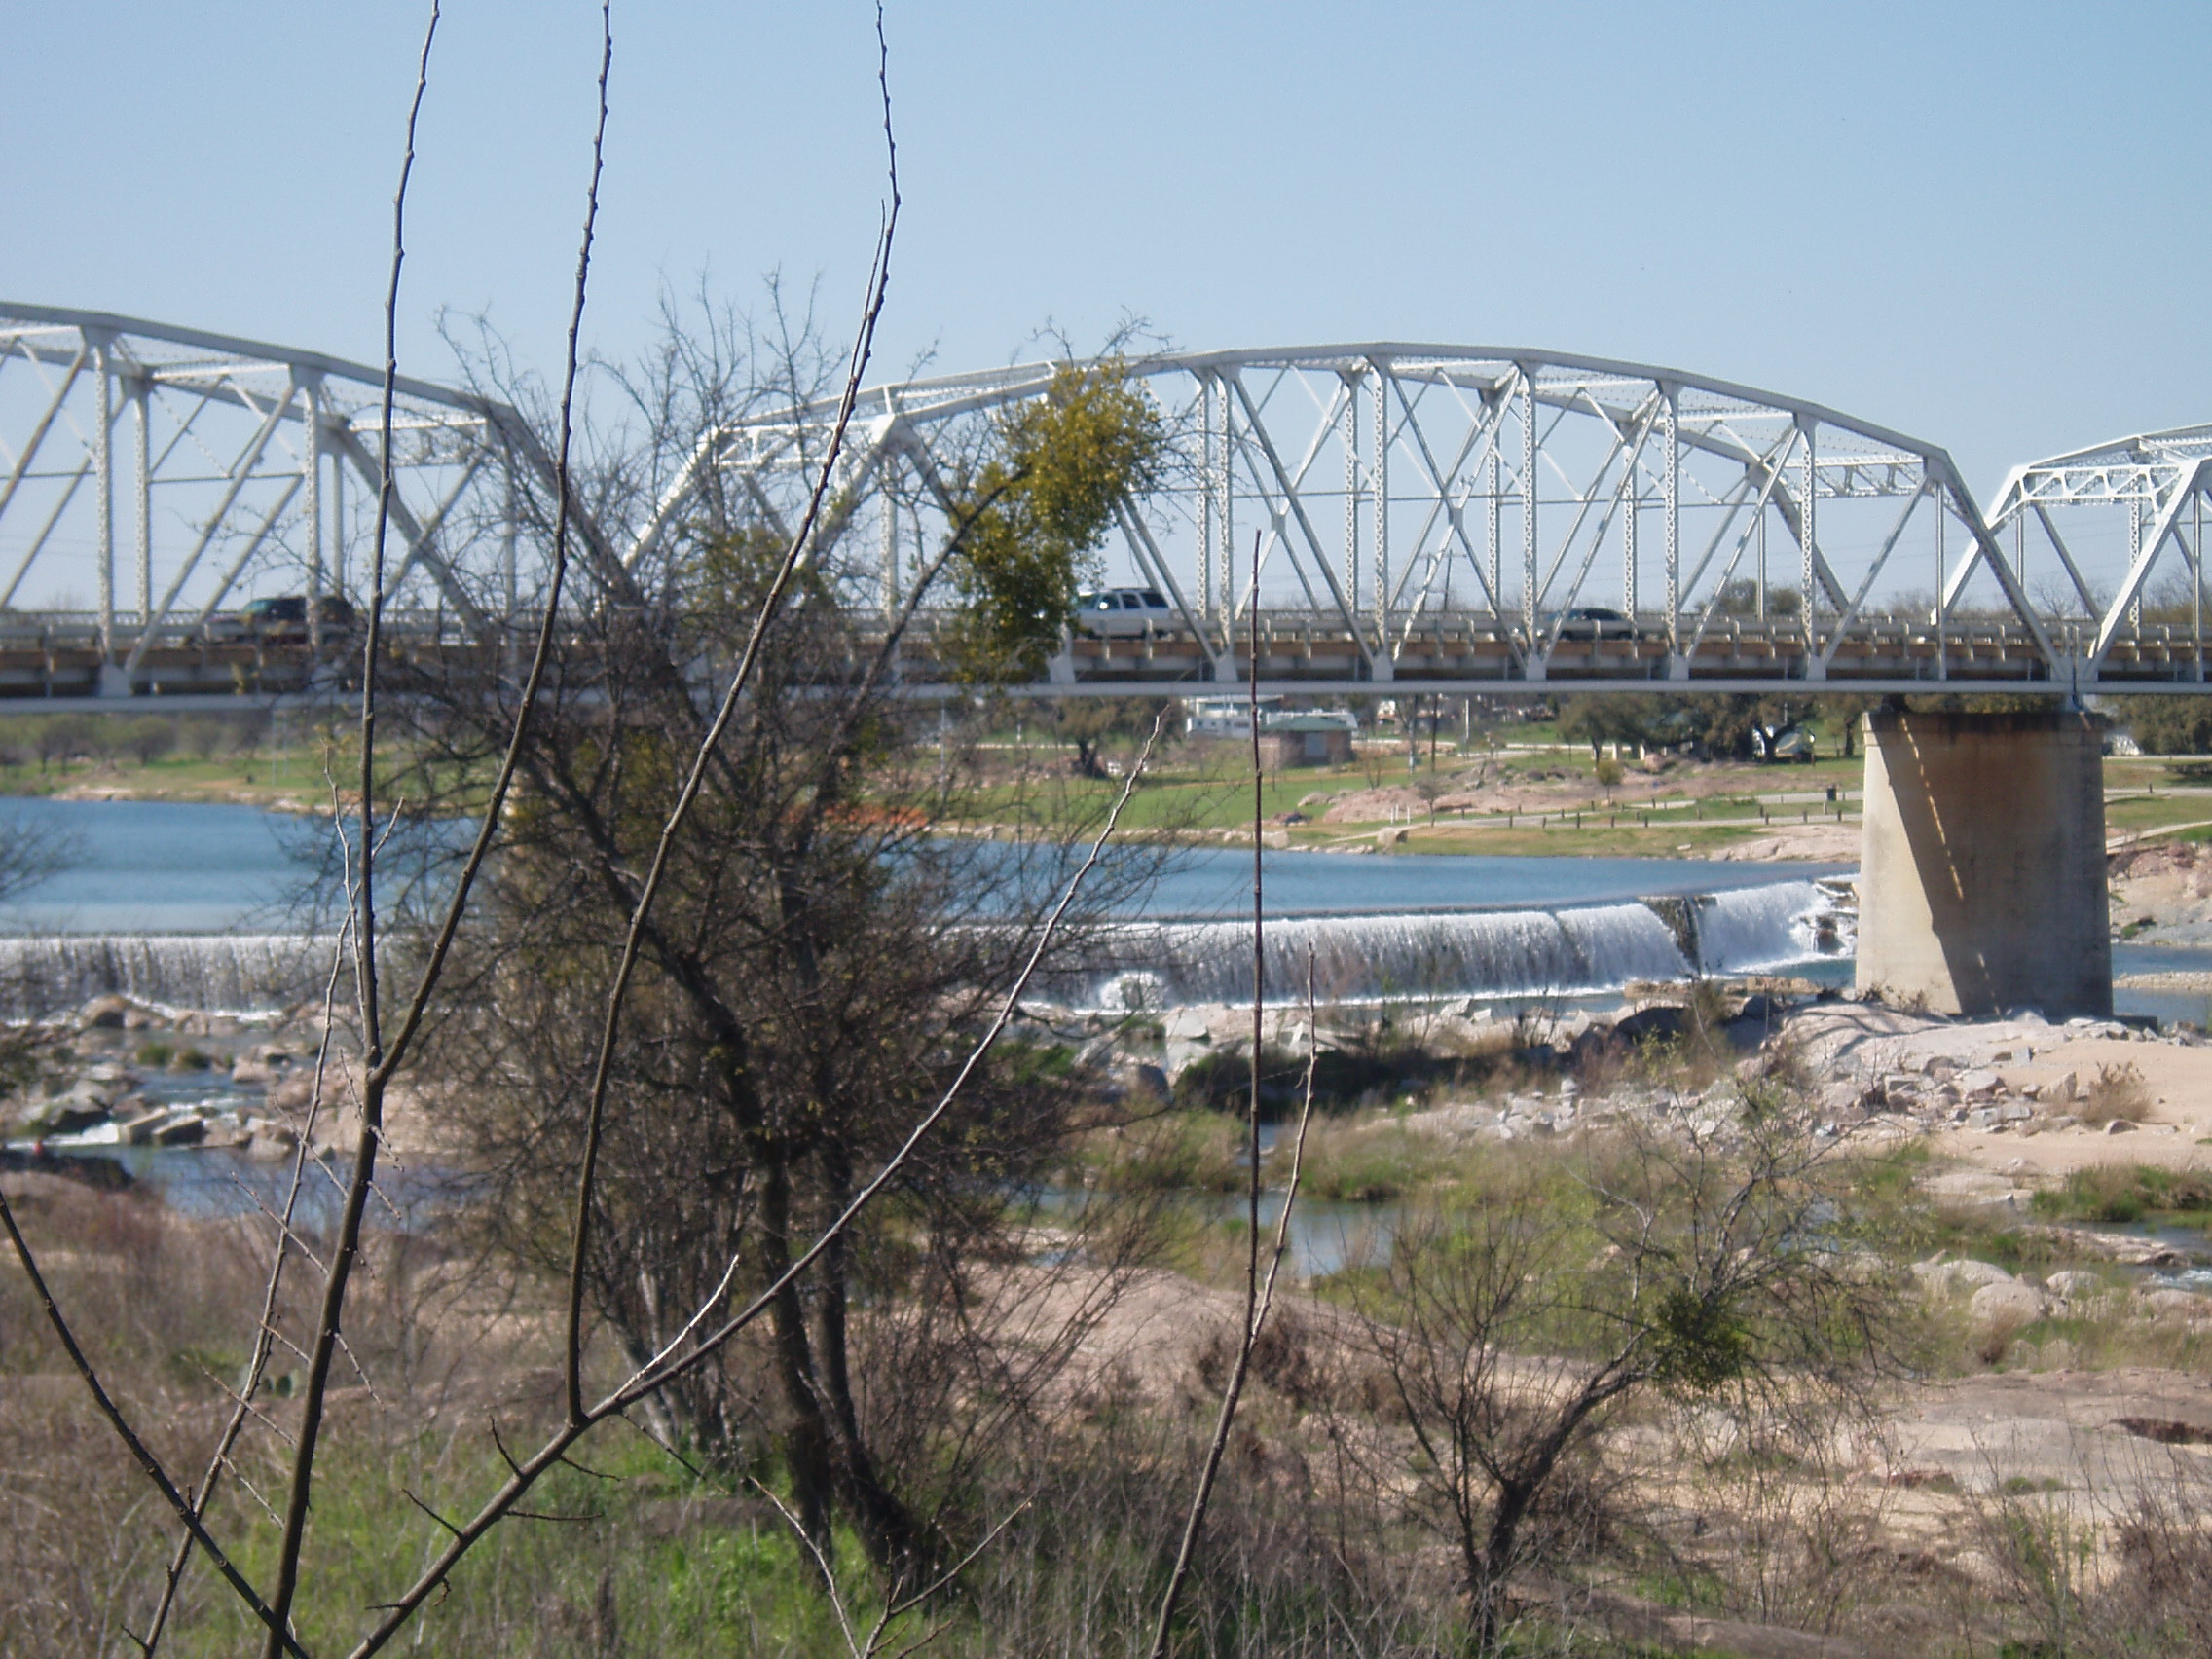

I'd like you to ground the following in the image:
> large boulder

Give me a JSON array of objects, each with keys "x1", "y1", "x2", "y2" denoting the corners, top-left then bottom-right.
[
  {"x1": 1912, "y1": 1257, "x2": 2016, "y2": 1297},
  {"x1": 119, "y1": 1109, "x2": 170, "y2": 1146},
  {"x1": 19, "y1": 1100, "x2": 111, "y2": 1137},
  {"x1": 1969, "y1": 1279, "x2": 2048, "y2": 1330},
  {"x1": 2136, "y1": 1287, "x2": 2212, "y2": 1323},
  {"x1": 231, "y1": 1046, "x2": 302, "y2": 1087},
  {"x1": 76, "y1": 994, "x2": 130, "y2": 1030},
  {"x1": 266, "y1": 1076, "x2": 316, "y2": 1112},
  {"x1": 1613, "y1": 1005, "x2": 1689, "y2": 1047}
]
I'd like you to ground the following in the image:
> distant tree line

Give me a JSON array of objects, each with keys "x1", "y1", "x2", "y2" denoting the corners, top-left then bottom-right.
[
  {"x1": 0, "y1": 710, "x2": 273, "y2": 775},
  {"x1": 1552, "y1": 693, "x2": 1884, "y2": 764},
  {"x1": 2120, "y1": 697, "x2": 2212, "y2": 756}
]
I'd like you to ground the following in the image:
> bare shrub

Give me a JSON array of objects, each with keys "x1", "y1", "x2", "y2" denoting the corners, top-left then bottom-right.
[
  {"x1": 121, "y1": 717, "x2": 177, "y2": 768},
  {"x1": 1329, "y1": 1089, "x2": 1900, "y2": 1654},
  {"x1": 2104, "y1": 1469, "x2": 2212, "y2": 1654},
  {"x1": 2081, "y1": 1062, "x2": 2154, "y2": 1127},
  {"x1": 1669, "y1": 1405, "x2": 1900, "y2": 1641}
]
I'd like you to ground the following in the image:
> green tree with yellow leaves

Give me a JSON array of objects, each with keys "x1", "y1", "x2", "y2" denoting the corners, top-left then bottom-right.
[{"x1": 941, "y1": 360, "x2": 1165, "y2": 682}]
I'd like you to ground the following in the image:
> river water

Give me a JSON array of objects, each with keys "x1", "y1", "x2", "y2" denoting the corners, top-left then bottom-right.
[{"x1": 0, "y1": 795, "x2": 2190, "y2": 1020}]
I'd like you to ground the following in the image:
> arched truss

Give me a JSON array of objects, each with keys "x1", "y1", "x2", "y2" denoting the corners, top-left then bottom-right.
[
  {"x1": 1989, "y1": 424, "x2": 2212, "y2": 683},
  {"x1": 686, "y1": 344, "x2": 2068, "y2": 688},
  {"x1": 0, "y1": 303, "x2": 567, "y2": 670},
  {"x1": 6, "y1": 309, "x2": 2205, "y2": 697}
]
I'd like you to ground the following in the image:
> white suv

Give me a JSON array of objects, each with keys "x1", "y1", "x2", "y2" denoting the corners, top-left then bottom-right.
[{"x1": 1074, "y1": 587, "x2": 1172, "y2": 637}]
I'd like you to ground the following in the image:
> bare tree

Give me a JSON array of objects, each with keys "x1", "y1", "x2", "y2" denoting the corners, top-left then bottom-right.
[{"x1": 1334, "y1": 1088, "x2": 1899, "y2": 1654}]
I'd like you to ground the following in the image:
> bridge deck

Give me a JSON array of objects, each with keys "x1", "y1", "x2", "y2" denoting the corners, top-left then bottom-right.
[{"x1": 0, "y1": 610, "x2": 2196, "y2": 703}]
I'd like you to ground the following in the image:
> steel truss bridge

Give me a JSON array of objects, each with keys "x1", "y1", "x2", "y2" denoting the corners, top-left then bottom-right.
[{"x1": 4, "y1": 304, "x2": 2210, "y2": 705}]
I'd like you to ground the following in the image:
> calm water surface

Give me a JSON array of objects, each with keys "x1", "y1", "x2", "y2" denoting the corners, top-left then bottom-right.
[
  {"x1": 0, "y1": 796, "x2": 1845, "y2": 933},
  {"x1": 0, "y1": 796, "x2": 329, "y2": 932},
  {"x1": 1144, "y1": 846, "x2": 1845, "y2": 918}
]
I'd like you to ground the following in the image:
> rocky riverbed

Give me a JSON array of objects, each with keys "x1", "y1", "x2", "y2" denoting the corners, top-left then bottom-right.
[{"x1": 0, "y1": 991, "x2": 443, "y2": 1167}]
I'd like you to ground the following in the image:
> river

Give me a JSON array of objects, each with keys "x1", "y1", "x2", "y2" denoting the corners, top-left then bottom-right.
[{"x1": 0, "y1": 796, "x2": 2191, "y2": 1020}]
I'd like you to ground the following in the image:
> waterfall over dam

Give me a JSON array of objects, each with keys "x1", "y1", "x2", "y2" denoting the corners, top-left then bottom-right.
[
  {"x1": 1088, "y1": 878, "x2": 1851, "y2": 1009},
  {"x1": 0, "y1": 880, "x2": 1852, "y2": 1019},
  {"x1": 0, "y1": 934, "x2": 340, "y2": 1019}
]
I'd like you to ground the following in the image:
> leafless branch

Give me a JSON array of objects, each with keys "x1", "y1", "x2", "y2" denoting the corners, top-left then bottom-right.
[
  {"x1": 561, "y1": 0, "x2": 903, "y2": 1427},
  {"x1": 0, "y1": 1186, "x2": 307, "y2": 1655},
  {"x1": 140, "y1": 892, "x2": 358, "y2": 1638},
  {"x1": 261, "y1": 7, "x2": 448, "y2": 1644},
  {"x1": 1260, "y1": 949, "x2": 1319, "y2": 1318},
  {"x1": 338, "y1": 713, "x2": 1165, "y2": 1659},
  {"x1": 1148, "y1": 530, "x2": 1275, "y2": 1659}
]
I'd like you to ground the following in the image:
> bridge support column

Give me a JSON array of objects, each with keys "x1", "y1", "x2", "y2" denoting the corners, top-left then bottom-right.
[{"x1": 1855, "y1": 708, "x2": 2109, "y2": 1018}]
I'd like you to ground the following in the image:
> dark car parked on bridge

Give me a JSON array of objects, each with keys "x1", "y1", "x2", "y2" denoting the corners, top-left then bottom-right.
[{"x1": 205, "y1": 594, "x2": 358, "y2": 645}]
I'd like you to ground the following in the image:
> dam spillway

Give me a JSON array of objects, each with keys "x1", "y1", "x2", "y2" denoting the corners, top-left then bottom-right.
[
  {"x1": 1085, "y1": 878, "x2": 1852, "y2": 1010},
  {"x1": 0, "y1": 877, "x2": 1856, "y2": 1020}
]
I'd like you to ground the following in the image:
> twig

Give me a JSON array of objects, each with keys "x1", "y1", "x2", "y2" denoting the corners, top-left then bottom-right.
[
  {"x1": 750, "y1": 1475, "x2": 865, "y2": 1654},
  {"x1": 880, "y1": 1499, "x2": 1031, "y2": 1626},
  {"x1": 1260, "y1": 948, "x2": 1319, "y2": 1315},
  {"x1": 402, "y1": 1490, "x2": 463, "y2": 1539},
  {"x1": 1147, "y1": 529, "x2": 1272, "y2": 1659},
  {"x1": 215, "y1": 1460, "x2": 287, "y2": 1531},
  {"x1": 138, "y1": 816, "x2": 361, "y2": 1656},
  {"x1": 262, "y1": 9, "x2": 446, "y2": 1646},
  {"x1": 0, "y1": 1189, "x2": 306, "y2": 1655},
  {"x1": 562, "y1": 0, "x2": 901, "y2": 1428},
  {"x1": 186, "y1": 1362, "x2": 299, "y2": 1450}
]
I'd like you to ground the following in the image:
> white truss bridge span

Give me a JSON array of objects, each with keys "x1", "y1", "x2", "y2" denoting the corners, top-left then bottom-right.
[{"x1": 4, "y1": 306, "x2": 2210, "y2": 703}]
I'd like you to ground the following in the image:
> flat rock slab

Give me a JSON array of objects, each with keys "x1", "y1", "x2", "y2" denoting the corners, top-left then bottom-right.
[{"x1": 1891, "y1": 1367, "x2": 2212, "y2": 1498}]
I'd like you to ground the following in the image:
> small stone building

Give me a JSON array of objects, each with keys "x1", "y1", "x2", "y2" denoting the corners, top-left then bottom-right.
[{"x1": 1257, "y1": 712, "x2": 1356, "y2": 768}]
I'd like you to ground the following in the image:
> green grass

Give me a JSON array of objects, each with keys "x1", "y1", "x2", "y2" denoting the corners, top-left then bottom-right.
[
  {"x1": 137, "y1": 1431, "x2": 893, "y2": 1658},
  {"x1": 1365, "y1": 820, "x2": 1783, "y2": 858},
  {"x1": 951, "y1": 766, "x2": 1348, "y2": 833},
  {"x1": 1079, "y1": 1108, "x2": 1250, "y2": 1193},
  {"x1": 1274, "y1": 1114, "x2": 1456, "y2": 1202},
  {"x1": 2028, "y1": 1164, "x2": 2212, "y2": 1228},
  {"x1": 0, "y1": 732, "x2": 483, "y2": 811}
]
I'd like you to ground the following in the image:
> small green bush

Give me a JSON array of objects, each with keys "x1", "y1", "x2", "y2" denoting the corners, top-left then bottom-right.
[
  {"x1": 1275, "y1": 1116, "x2": 1443, "y2": 1202},
  {"x1": 2030, "y1": 1163, "x2": 2212, "y2": 1225},
  {"x1": 1089, "y1": 1110, "x2": 1248, "y2": 1194}
]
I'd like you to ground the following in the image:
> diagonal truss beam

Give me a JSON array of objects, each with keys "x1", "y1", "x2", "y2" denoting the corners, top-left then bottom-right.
[
  {"x1": 1224, "y1": 372, "x2": 1376, "y2": 671},
  {"x1": 2085, "y1": 460, "x2": 2211, "y2": 664}
]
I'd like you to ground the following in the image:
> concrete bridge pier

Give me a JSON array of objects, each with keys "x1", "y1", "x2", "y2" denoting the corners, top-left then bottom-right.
[{"x1": 1854, "y1": 708, "x2": 2111, "y2": 1018}]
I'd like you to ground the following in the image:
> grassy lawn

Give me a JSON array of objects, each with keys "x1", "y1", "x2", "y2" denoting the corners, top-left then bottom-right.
[
  {"x1": 2104, "y1": 792, "x2": 2212, "y2": 840},
  {"x1": 1, "y1": 750, "x2": 343, "y2": 808},
  {"x1": 18, "y1": 725, "x2": 2212, "y2": 863},
  {"x1": 1329, "y1": 819, "x2": 1788, "y2": 858},
  {"x1": 0, "y1": 730, "x2": 480, "y2": 813}
]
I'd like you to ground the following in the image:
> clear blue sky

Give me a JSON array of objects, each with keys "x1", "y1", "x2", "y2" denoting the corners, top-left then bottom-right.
[{"x1": 7, "y1": 0, "x2": 2207, "y2": 498}]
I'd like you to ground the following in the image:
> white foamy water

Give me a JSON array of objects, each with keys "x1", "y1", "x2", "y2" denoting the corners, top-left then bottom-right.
[
  {"x1": 0, "y1": 880, "x2": 1852, "y2": 1019},
  {"x1": 0, "y1": 881, "x2": 1849, "y2": 1018},
  {"x1": 0, "y1": 934, "x2": 341, "y2": 1018},
  {"x1": 1691, "y1": 879, "x2": 1854, "y2": 974},
  {"x1": 0, "y1": 793, "x2": 1855, "y2": 1018},
  {"x1": 1088, "y1": 879, "x2": 1853, "y2": 1009}
]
